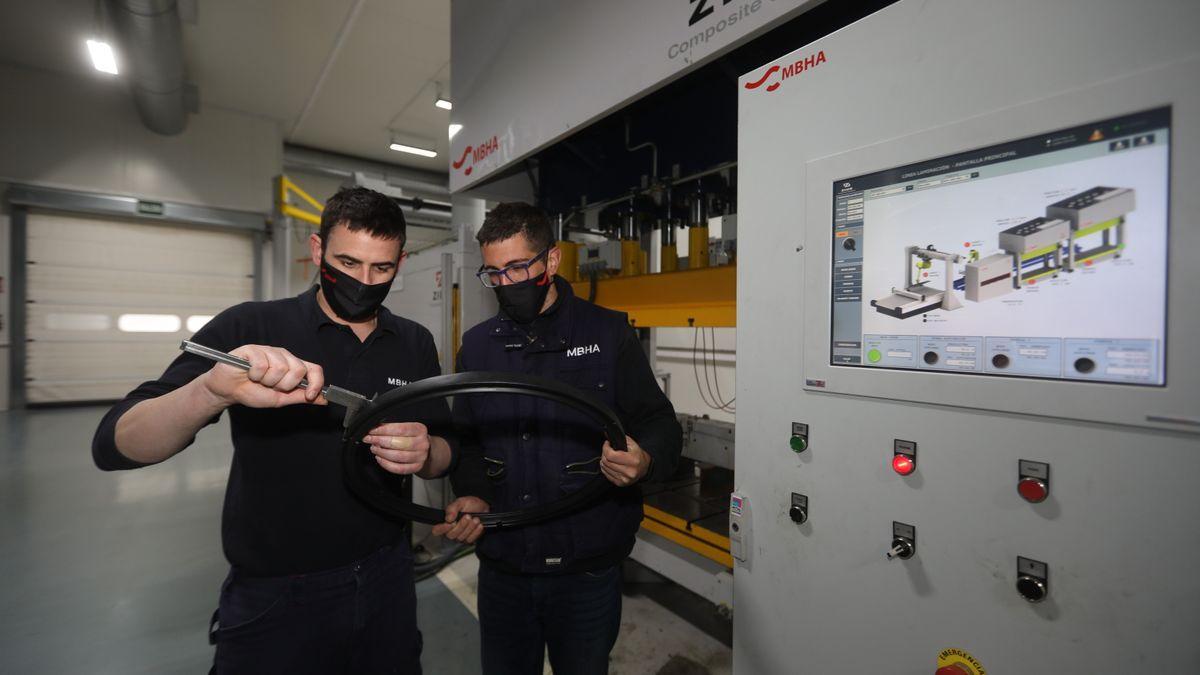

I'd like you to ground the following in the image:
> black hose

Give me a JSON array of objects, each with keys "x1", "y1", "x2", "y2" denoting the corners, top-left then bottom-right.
[
  {"x1": 342, "y1": 371, "x2": 627, "y2": 530},
  {"x1": 588, "y1": 269, "x2": 599, "y2": 303}
]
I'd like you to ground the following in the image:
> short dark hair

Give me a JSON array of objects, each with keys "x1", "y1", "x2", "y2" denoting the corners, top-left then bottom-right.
[
  {"x1": 319, "y1": 186, "x2": 407, "y2": 250},
  {"x1": 476, "y1": 202, "x2": 554, "y2": 253}
]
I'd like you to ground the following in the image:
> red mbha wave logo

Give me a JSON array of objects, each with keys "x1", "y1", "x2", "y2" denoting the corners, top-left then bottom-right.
[
  {"x1": 744, "y1": 50, "x2": 827, "y2": 94},
  {"x1": 452, "y1": 135, "x2": 499, "y2": 176},
  {"x1": 452, "y1": 146, "x2": 474, "y2": 176},
  {"x1": 745, "y1": 65, "x2": 781, "y2": 92}
]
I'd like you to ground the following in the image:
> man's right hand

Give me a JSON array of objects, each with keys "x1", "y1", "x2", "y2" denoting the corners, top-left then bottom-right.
[
  {"x1": 432, "y1": 496, "x2": 490, "y2": 544},
  {"x1": 200, "y1": 345, "x2": 327, "y2": 409}
]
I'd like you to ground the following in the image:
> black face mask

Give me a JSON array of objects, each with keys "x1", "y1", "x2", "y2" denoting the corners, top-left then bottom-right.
[
  {"x1": 495, "y1": 273, "x2": 553, "y2": 324},
  {"x1": 320, "y1": 259, "x2": 395, "y2": 322}
]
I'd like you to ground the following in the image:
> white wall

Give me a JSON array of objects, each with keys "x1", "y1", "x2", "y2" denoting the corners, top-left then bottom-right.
[
  {"x1": 0, "y1": 63, "x2": 281, "y2": 213},
  {"x1": 0, "y1": 63, "x2": 282, "y2": 405}
]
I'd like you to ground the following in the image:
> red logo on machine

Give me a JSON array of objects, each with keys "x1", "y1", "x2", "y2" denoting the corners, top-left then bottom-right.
[
  {"x1": 744, "y1": 50, "x2": 827, "y2": 93},
  {"x1": 452, "y1": 135, "x2": 500, "y2": 176}
]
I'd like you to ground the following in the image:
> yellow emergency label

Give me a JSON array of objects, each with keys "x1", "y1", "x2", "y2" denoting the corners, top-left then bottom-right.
[{"x1": 936, "y1": 647, "x2": 987, "y2": 675}]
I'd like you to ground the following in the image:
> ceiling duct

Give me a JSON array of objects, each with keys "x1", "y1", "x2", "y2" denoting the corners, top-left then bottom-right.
[{"x1": 109, "y1": 0, "x2": 191, "y2": 135}]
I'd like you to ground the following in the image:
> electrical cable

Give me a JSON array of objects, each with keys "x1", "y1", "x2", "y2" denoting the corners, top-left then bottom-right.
[
  {"x1": 707, "y1": 330, "x2": 734, "y2": 412},
  {"x1": 700, "y1": 327, "x2": 723, "y2": 409},
  {"x1": 692, "y1": 328, "x2": 734, "y2": 412},
  {"x1": 341, "y1": 371, "x2": 627, "y2": 530},
  {"x1": 708, "y1": 327, "x2": 735, "y2": 412},
  {"x1": 692, "y1": 328, "x2": 734, "y2": 413},
  {"x1": 692, "y1": 328, "x2": 721, "y2": 411}
]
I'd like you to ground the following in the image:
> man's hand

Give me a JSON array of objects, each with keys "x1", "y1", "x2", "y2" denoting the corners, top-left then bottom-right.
[
  {"x1": 363, "y1": 423, "x2": 432, "y2": 475},
  {"x1": 431, "y1": 496, "x2": 489, "y2": 544},
  {"x1": 200, "y1": 345, "x2": 327, "y2": 409},
  {"x1": 600, "y1": 436, "x2": 652, "y2": 487}
]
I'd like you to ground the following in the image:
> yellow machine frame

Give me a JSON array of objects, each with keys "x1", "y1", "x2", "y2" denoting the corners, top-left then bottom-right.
[{"x1": 568, "y1": 264, "x2": 735, "y2": 328}]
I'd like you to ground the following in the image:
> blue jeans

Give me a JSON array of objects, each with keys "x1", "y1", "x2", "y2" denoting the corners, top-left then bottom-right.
[
  {"x1": 478, "y1": 562, "x2": 622, "y2": 675},
  {"x1": 209, "y1": 543, "x2": 422, "y2": 675}
]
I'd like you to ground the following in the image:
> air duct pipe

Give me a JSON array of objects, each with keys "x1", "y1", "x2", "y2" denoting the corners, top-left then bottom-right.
[{"x1": 109, "y1": 0, "x2": 190, "y2": 135}]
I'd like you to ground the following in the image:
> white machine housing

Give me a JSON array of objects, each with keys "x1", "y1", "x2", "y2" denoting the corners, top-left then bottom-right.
[
  {"x1": 736, "y1": 0, "x2": 1200, "y2": 673},
  {"x1": 963, "y1": 253, "x2": 1013, "y2": 303}
]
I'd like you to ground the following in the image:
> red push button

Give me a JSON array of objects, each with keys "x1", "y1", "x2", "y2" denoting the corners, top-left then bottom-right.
[
  {"x1": 892, "y1": 454, "x2": 916, "y2": 476},
  {"x1": 1018, "y1": 477, "x2": 1049, "y2": 503},
  {"x1": 936, "y1": 666, "x2": 973, "y2": 675}
]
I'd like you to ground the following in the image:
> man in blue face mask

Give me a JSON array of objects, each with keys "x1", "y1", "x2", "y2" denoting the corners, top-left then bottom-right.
[{"x1": 436, "y1": 202, "x2": 683, "y2": 675}]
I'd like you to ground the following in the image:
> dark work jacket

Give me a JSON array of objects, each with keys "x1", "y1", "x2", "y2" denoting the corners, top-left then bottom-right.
[{"x1": 450, "y1": 277, "x2": 682, "y2": 575}]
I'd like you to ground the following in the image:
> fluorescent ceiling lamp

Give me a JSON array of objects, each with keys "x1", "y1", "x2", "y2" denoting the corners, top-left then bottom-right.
[
  {"x1": 435, "y1": 97, "x2": 453, "y2": 110},
  {"x1": 87, "y1": 39, "x2": 118, "y2": 75},
  {"x1": 389, "y1": 142, "x2": 438, "y2": 158},
  {"x1": 118, "y1": 313, "x2": 181, "y2": 333},
  {"x1": 448, "y1": 123, "x2": 463, "y2": 140}
]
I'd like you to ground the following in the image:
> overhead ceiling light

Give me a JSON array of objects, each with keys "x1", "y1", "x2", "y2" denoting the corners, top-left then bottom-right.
[
  {"x1": 389, "y1": 142, "x2": 438, "y2": 158},
  {"x1": 87, "y1": 39, "x2": 118, "y2": 75},
  {"x1": 448, "y1": 123, "x2": 463, "y2": 140},
  {"x1": 435, "y1": 97, "x2": 453, "y2": 111}
]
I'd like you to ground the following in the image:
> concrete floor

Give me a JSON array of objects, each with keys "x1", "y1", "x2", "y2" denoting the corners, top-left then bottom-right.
[{"x1": 0, "y1": 406, "x2": 731, "y2": 674}]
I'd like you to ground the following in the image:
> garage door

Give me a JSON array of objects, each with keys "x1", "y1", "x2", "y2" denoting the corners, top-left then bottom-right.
[{"x1": 25, "y1": 212, "x2": 256, "y2": 404}]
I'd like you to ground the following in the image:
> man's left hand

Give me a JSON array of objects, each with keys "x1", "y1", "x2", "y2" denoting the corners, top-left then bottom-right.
[
  {"x1": 363, "y1": 422, "x2": 430, "y2": 475},
  {"x1": 600, "y1": 436, "x2": 651, "y2": 487}
]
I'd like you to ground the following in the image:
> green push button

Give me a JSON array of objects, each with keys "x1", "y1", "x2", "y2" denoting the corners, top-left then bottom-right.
[
  {"x1": 867, "y1": 348, "x2": 882, "y2": 363},
  {"x1": 789, "y1": 436, "x2": 807, "y2": 453}
]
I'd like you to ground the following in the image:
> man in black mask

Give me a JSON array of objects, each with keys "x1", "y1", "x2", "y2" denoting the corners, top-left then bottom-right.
[
  {"x1": 436, "y1": 202, "x2": 682, "y2": 675},
  {"x1": 92, "y1": 186, "x2": 452, "y2": 674}
]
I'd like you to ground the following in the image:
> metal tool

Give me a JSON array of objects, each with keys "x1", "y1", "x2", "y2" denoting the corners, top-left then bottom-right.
[{"x1": 179, "y1": 341, "x2": 371, "y2": 428}]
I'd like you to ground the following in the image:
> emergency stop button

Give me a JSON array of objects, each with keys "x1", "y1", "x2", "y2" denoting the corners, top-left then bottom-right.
[
  {"x1": 892, "y1": 439, "x2": 917, "y2": 476},
  {"x1": 936, "y1": 666, "x2": 973, "y2": 675},
  {"x1": 1018, "y1": 477, "x2": 1048, "y2": 503},
  {"x1": 1018, "y1": 460, "x2": 1050, "y2": 503},
  {"x1": 892, "y1": 454, "x2": 915, "y2": 476}
]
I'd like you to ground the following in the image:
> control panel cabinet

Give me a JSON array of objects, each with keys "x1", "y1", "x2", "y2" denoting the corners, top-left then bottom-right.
[{"x1": 735, "y1": 0, "x2": 1200, "y2": 672}]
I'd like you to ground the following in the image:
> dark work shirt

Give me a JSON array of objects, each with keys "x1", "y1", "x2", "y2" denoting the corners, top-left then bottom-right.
[
  {"x1": 450, "y1": 277, "x2": 683, "y2": 574},
  {"x1": 92, "y1": 287, "x2": 451, "y2": 576}
]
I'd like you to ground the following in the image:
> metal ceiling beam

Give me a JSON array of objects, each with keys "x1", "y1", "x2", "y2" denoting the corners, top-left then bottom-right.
[{"x1": 283, "y1": 144, "x2": 449, "y2": 198}]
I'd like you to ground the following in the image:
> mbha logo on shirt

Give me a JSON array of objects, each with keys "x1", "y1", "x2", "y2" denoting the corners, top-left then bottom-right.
[{"x1": 566, "y1": 344, "x2": 601, "y2": 358}]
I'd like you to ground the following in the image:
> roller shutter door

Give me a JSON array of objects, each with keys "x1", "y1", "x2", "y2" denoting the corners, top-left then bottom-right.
[{"x1": 25, "y1": 212, "x2": 255, "y2": 404}]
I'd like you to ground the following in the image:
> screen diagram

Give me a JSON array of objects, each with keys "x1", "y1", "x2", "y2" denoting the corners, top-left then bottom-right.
[{"x1": 829, "y1": 107, "x2": 1170, "y2": 385}]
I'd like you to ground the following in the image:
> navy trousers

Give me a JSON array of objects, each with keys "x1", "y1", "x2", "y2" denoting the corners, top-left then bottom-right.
[
  {"x1": 209, "y1": 543, "x2": 422, "y2": 675},
  {"x1": 478, "y1": 562, "x2": 622, "y2": 675}
]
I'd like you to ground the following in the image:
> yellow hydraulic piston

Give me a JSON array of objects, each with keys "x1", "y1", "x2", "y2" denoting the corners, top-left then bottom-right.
[
  {"x1": 557, "y1": 240, "x2": 580, "y2": 282},
  {"x1": 661, "y1": 244, "x2": 678, "y2": 272},
  {"x1": 688, "y1": 226, "x2": 710, "y2": 269},
  {"x1": 621, "y1": 240, "x2": 642, "y2": 277}
]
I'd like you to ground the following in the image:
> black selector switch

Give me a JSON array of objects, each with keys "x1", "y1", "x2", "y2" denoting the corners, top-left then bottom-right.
[
  {"x1": 923, "y1": 351, "x2": 939, "y2": 365},
  {"x1": 1074, "y1": 357, "x2": 1096, "y2": 374},
  {"x1": 1016, "y1": 557, "x2": 1049, "y2": 603},
  {"x1": 789, "y1": 493, "x2": 808, "y2": 524},
  {"x1": 843, "y1": 237, "x2": 856, "y2": 251},
  {"x1": 992, "y1": 353, "x2": 1010, "y2": 369},
  {"x1": 886, "y1": 521, "x2": 916, "y2": 560}
]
